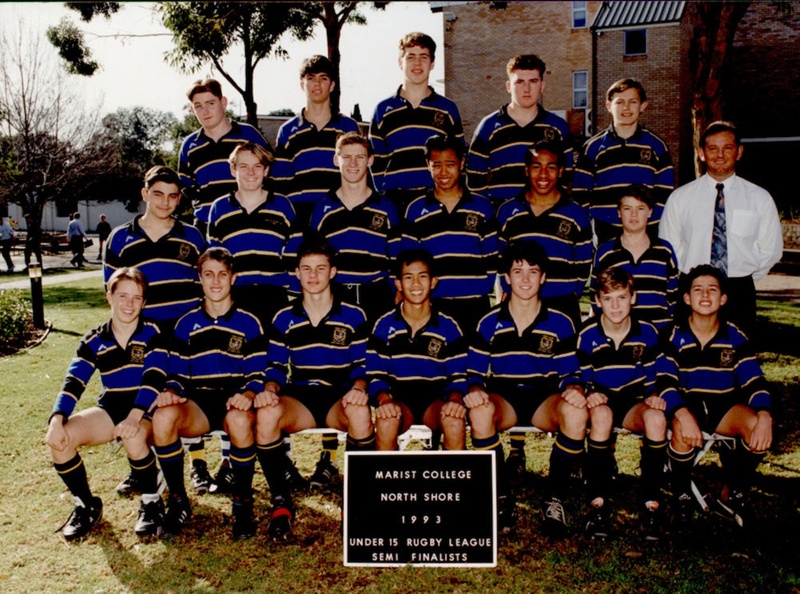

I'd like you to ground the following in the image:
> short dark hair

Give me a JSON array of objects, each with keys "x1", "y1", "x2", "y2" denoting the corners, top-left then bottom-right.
[
  {"x1": 296, "y1": 234, "x2": 337, "y2": 268},
  {"x1": 594, "y1": 267, "x2": 635, "y2": 299},
  {"x1": 424, "y1": 134, "x2": 465, "y2": 161},
  {"x1": 187, "y1": 78, "x2": 223, "y2": 101},
  {"x1": 399, "y1": 32, "x2": 436, "y2": 61},
  {"x1": 524, "y1": 140, "x2": 566, "y2": 168},
  {"x1": 144, "y1": 165, "x2": 182, "y2": 189},
  {"x1": 606, "y1": 78, "x2": 647, "y2": 103},
  {"x1": 499, "y1": 240, "x2": 549, "y2": 276},
  {"x1": 700, "y1": 121, "x2": 740, "y2": 149},
  {"x1": 300, "y1": 55, "x2": 335, "y2": 79},
  {"x1": 507, "y1": 54, "x2": 546, "y2": 77},
  {"x1": 681, "y1": 264, "x2": 728, "y2": 297},
  {"x1": 616, "y1": 184, "x2": 655, "y2": 210},
  {"x1": 197, "y1": 247, "x2": 235, "y2": 274},
  {"x1": 394, "y1": 248, "x2": 436, "y2": 279}
]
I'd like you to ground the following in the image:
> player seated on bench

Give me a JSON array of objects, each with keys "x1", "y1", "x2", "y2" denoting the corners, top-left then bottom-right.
[
  {"x1": 152, "y1": 247, "x2": 268, "y2": 540},
  {"x1": 46, "y1": 267, "x2": 169, "y2": 540},
  {"x1": 658, "y1": 265, "x2": 772, "y2": 529},
  {"x1": 465, "y1": 240, "x2": 586, "y2": 537},
  {"x1": 367, "y1": 249, "x2": 468, "y2": 452},
  {"x1": 254, "y1": 237, "x2": 375, "y2": 541},
  {"x1": 577, "y1": 267, "x2": 666, "y2": 540}
]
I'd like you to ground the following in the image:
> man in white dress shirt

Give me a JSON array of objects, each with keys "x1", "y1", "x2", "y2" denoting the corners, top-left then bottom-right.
[{"x1": 659, "y1": 121, "x2": 783, "y2": 337}]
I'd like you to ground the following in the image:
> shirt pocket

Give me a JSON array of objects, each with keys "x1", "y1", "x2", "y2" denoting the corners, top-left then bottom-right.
[{"x1": 730, "y1": 209, "x2": 758, "y2": 239}]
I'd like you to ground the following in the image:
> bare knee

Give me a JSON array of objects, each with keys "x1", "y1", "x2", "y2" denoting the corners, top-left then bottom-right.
[
  {"x1": 642, "y1": 408, "x2": 667, "y2": 439},
  {"x1": 559, "y1": 402, "x2": 588, "y2": 438}
]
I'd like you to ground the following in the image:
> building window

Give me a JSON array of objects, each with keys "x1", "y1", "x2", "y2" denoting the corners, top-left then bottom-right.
[
  {"x1": 572, "y1": 1, "x2": 587, "y2": 28},
  {"x1": 573, "y1": 71, "x2": 588, "y2": 109},
  {"x1": 624, "y1": 29, "x2": 648, "y2": 56}
]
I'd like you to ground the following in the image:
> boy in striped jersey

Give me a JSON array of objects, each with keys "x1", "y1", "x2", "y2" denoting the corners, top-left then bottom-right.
[
  {"x1": 466, "y1": 241, "x2": 586, "y2": 537},
  {"x1": 254, "y1": 238, "x2": 374, "y2": 540},
  {"x1": 591, "y1": 185, "x2": 679, "y2": 330},
  {"x1": 573, "y1": 78, "x2": 673, "y2": 243},
  {"x1": 467, "y1": 54, "x2": 572, "y2": 208},
  {"x1": 659, "y1": 265, "x2": 772, "y2": 530},
  {"x1": 178, "y1": 78, "x2": 271, "y2": 237},
  {"x1": 308, "y1": 132, "x2": 400, "y2": 323},
  {"x1": 401, "y1": 133, "x2": 499, "y2": 336},
  {"x1": 47, "y1": 268, "x2": 169, "y2": 540},
  {"x1": 272, "y1": 55, "x2": 361, "y2": 227},
  {"x1": 577, "y1": 268, "x2": 666, "y2": 540},
  {"x1": 369, "y1": 32, "x2": 464, "y2": 215},
  {"x1": 367, "y1": 249, "x2": 468, "y2": 452},
  {"x1": 152, "y1": 248, "x2": 267, "y2": 540}
]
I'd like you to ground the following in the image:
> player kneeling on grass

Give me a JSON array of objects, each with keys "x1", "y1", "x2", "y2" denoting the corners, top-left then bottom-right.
[
  {"x1": 658, "y1": 265, "x2": 772, "y2": 529},
  {"x1": 466, "y1": 240, "x2": 586, "y2": 537},
  {"x1": 47, "y1": 267, "x2": 169, "y2": 540},
  {"x1": 367, "y1": 249, "x2": 468, "y2": 452},
  {"x1": 255, "y1": 237, "x2": 375, "y2": 540},
  {"x1": 577, "y1": 268, "x2": 666, "y2": 540},
  {"x1": 152, "y1": 247, "x2": 267, "y2": 540}
]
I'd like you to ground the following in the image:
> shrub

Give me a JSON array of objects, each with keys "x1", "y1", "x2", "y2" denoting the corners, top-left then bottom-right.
[{"x1": 0, "y1": 289, "x2": 33, "y2": 348}]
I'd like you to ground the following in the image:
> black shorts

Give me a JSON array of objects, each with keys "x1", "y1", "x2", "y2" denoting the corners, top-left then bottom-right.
[
  {"x1": 489, "y1": 386, "x2": 550, "y2": 428},
  {"x1": 97, "y1": 393, "x2": 137, "y2": 426},
  {"x1": 607, "y1": 394, "x2": 638, "y2": 428},
  {"x1": 188, "y1": 392, "x2": 230, "y2": 432},
  {"x1": 284, "y1": 385, "x2": 342, "y2": 428},
  {"x1": 392, "y1": 388, "x2": 441, "y2": 426},
  {"x1": 686, "y1": 396, "x2": 747, "y2": 434}
]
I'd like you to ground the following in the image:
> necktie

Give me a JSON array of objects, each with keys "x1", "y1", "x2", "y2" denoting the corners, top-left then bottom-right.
[{"x1": 710, "y1": 182, "x2": 727, "y2": 274}]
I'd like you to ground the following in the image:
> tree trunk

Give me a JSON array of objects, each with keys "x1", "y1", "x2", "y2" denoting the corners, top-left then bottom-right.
[{"x1": 688, "y1": 1, "x2": 750, "y2": 175}]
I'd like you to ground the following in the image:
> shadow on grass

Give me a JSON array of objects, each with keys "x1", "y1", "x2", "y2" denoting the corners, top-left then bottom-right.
[{"x1": 44, "y1": 285, "x2": 106, "y2": 309}]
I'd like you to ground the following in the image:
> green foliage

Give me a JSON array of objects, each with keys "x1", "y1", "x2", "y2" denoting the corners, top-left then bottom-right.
[
  {"x1": 0, "y1": 288, "x2": 32, "y2": 347},
  {"x1": 268, "y1": 108, "x2": 296, "y2": 117},
  {"x1": 46, "y1": 17, "x2": 99, "y2": 76},
  {"x1": 65, "y1": 1, "x2": 121, "y2": 22}
]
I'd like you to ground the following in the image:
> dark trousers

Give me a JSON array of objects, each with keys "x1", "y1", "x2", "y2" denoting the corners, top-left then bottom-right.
[{"x1": 1, "y1": 239, "x2": 13, "y2": 270}]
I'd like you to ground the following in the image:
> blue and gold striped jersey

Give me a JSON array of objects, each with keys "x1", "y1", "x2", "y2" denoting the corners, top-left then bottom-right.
[
  {"x1": 497, "y1": 194, "x2": 592, "y2": 300},
  {"x1": 467, "y1": 303, "x2": 580, "y2": 395},
  {"x1": 466, "y1": 105, "x2": 572, "y2": 205},
  {"x1": 573, "y1": 124, "x2": 674, "y2": 240},
  {"x1": 167, "y1": 305, "x2": 266, "y2": 397},
  {"x1": 400, "y1": 189, "x2": 499, "y2": 300},
  {"x1": 367, "y1": 306, "x2": 467, "y2": 403},
  {"x1": 272, "y1": 111, "x2": 360, "y2": 208},
  {"x1": 178, "y1": 121, "x2": 271, "y2": 225},
  {"x1": 103, "y1": 216, "x2": 205, "y2": 324},
  {"x1": 53, "y1": 319, "x2": 168, "y2": 418},
  {"x1": 591, "y1": 237, "x2": 679, "y2": 330},
  {"x1": 266, "y1": 298, "x2": 368, "y2": 391},
  {"x1": 306, "y1": 189, "x2": 402, "y2": 289},
  {"x1": 369, "y1": 87, "x2": 464, "y2": 194},
  {"x1": 656, "y1": 321, "x2": 771, "y2": 417},
  {"x1": 207, "y1": 192, "x2": 299, "y2": 290},
  {"x1": 576, "y1": 317, "x2": 660, "y2": 401}
]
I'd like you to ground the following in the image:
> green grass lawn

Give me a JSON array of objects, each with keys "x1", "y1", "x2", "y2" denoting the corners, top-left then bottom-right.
[{"x1": 1, "y1": 280, "x2": 798, "y2": 593}]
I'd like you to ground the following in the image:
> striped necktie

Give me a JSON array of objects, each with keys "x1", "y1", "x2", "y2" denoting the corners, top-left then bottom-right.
[{"x1": 710, "y1": 182, "x2": 727, "y2": 274}]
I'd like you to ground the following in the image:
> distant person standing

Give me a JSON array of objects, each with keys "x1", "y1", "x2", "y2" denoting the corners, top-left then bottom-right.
[
  {"x1": 67, "y1": 212, "x2": 88, "y2": 268},
  {"x1": 0, "y1": 216, "x2": 15, "y2": 273},
  {"x1": 96, "y1": 214, "x2": 112, "y2": 261},
  {"x1": 178, "y1": 78, "x2": 271, "y2": 237},
  {"x1": 659, "y1": 121, "x2": 783, "y2": 336},
  {"x1": 23, "y1": 212, "x2": 42, "y2": 267}
]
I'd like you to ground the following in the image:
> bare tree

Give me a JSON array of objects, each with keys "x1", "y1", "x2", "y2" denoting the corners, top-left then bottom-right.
[{"x1": 0, "y1": 23, "x2": 111, "y2": 228}]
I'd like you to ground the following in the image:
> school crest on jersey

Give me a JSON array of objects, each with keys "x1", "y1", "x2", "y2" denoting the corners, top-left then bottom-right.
[
  {"x1": 557, "y1": 220, "x2": 573, "y2": 239},
  {"x1": 465, "y1": 213, "x2": 479, "y2": 232},
  {"x1": 130, "y1": 345, "x2": 145, "y2": 364},
  {"x1": 544, "y1": 128, "x2": 556, "y2": 141},
  {"x1": 719, "y1": 348, "x2": 735, "y2": 368},
  {"x1": 433, "y1": 111, "x2": 445, "y2": 127},
  {"x1": 228, "y1": 336, "x2": 243, "y2": 354},
  {"x1": 631, "y1": 344, "x2": 644, "y2": 362},
  {"x1": 427, "y1": 338, "x2": 443, "y2": 358},
  {"x1": 370, "y1": 213, "x2": 387, "y2": 231},
  {"x1": 179, "y1": 244, "x2": 192, "y2": 261},
  {"x1": 332, "y1": 327, "x2": 348, "y2": 346},
  {"x1": 538, "y1": 334, "x2": 554, "y2": 354},
  {"x1": 639, "y1": 148, "x2": 653, "y2": 164}
]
